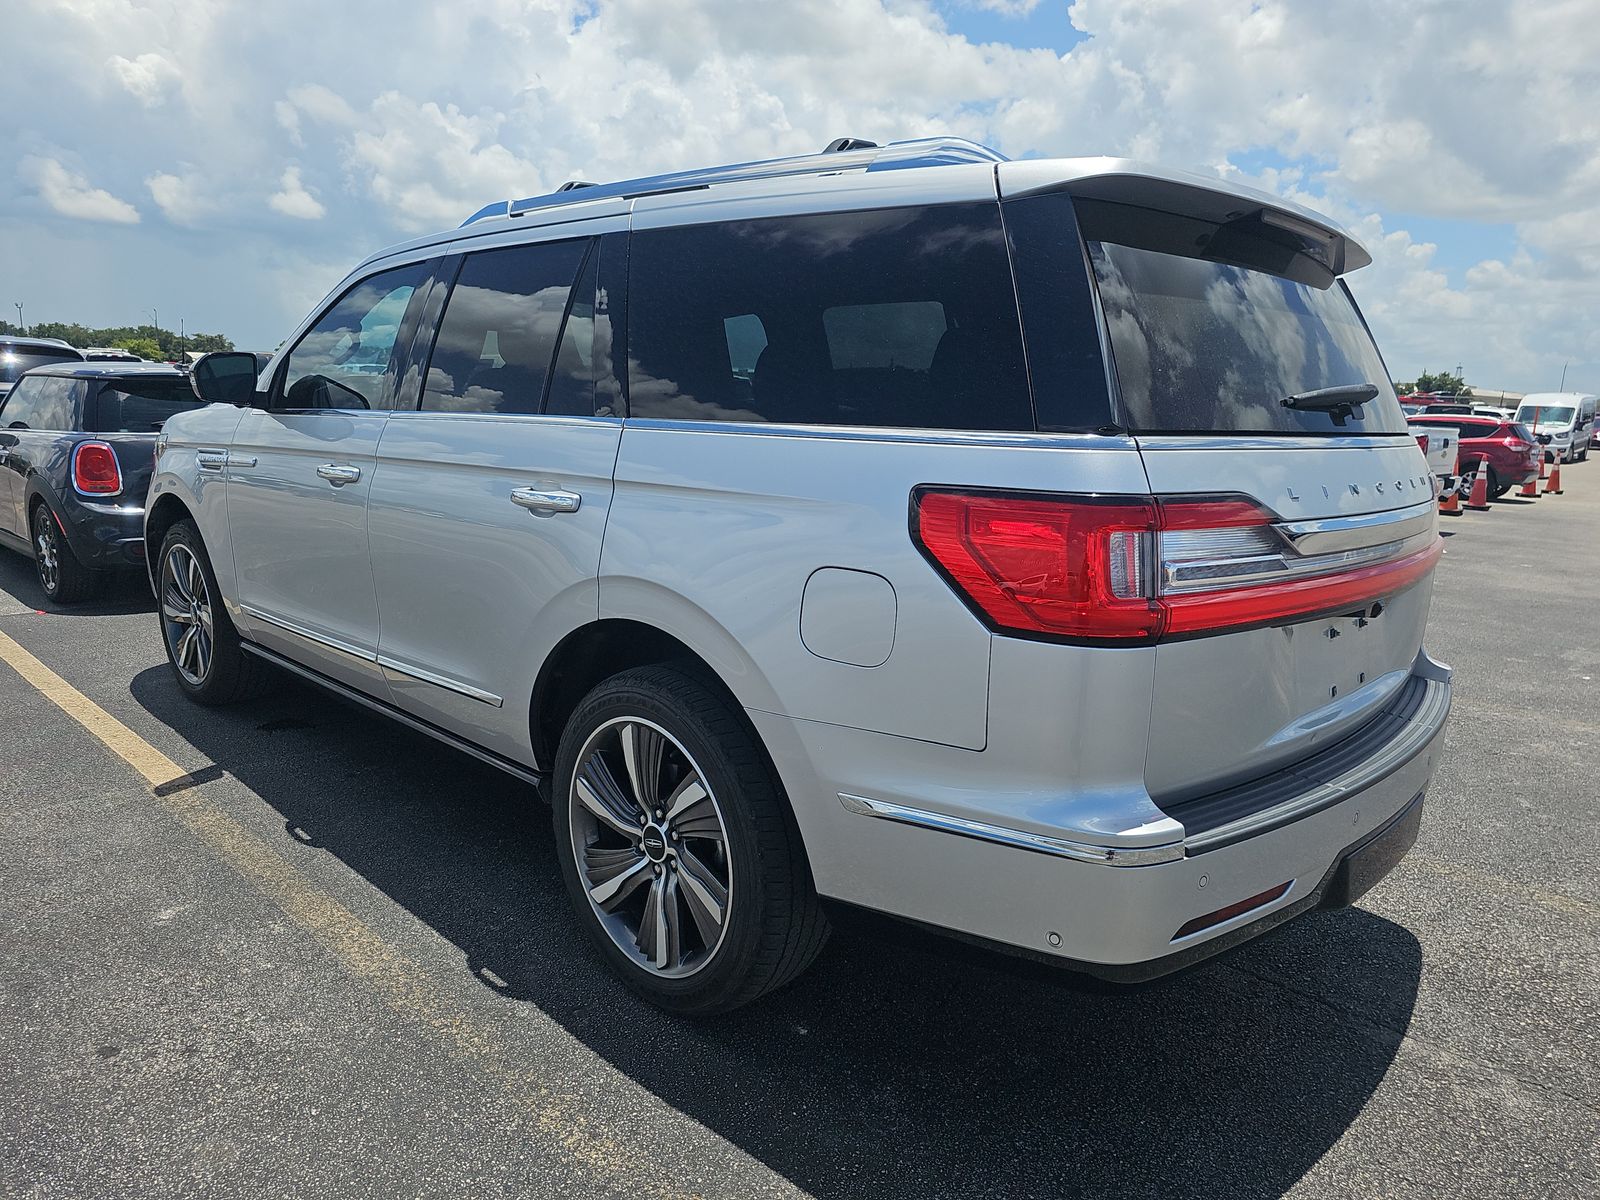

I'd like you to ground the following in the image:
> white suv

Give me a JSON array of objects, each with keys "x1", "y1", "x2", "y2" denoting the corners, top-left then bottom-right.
[{"x1": 148, "y1": 137, "x2": 1452, "y2": 1012}]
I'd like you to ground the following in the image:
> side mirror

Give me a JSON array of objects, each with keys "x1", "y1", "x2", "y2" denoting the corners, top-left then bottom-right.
[{"x1": 191, "y1": 352, "x2": 262, "y2": 407}]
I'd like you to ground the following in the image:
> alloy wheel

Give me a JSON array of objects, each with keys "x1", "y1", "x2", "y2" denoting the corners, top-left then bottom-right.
[
  {"x1": 33, "y1": 512, "x2": 60, "y2": 596},
  {"x1": 161, "y1": 543, "x2": 215, "y2": 686},
  {"x1": 569, "y1": 716, "x2": 732, "y2": 978}
]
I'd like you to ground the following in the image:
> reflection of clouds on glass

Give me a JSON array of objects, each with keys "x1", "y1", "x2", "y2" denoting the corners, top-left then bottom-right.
[
  {"x1": 1092, "y1": 241, "x2": 1399, "y2": 433},
  {"x1": 627, "y1": 359, "x2": 765, "y2": 423}
]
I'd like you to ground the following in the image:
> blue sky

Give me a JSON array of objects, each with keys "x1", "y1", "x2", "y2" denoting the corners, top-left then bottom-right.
[{"x1": 2, "y1": 0, "x2": 1596, "y2": 394}]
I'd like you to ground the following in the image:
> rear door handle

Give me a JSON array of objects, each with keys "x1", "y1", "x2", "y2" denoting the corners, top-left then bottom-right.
[
  {"x1": 510, "y1": 486, "x2": 581, "y2": 514},
  {"x1": 197, "y1": 450, "x2": 229, "y2": 472},
  {"x1": 316, "y1": 463, "x2": 362, "y2": 487}
]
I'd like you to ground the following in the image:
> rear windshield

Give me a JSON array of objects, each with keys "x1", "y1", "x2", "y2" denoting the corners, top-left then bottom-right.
[
  {"x1": 1084, "y1": 213, "x2": 1406, "y2": 437},
  {"x1": 1, "y1": 347, "x2": 81, "y2": 383},
  {"x1": 91, "y1": 377, "x2": 203, "y2": 432},
  {"x1": 1516, "y1": 405, "x2": 1574, "y2": 425}
]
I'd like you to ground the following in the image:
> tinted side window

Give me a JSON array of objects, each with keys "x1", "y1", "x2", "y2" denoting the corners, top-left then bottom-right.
[
  {"x1": 628, "y1": 204, "x2": 1033, "y2": 431},
  {"x1": 544, "y1": 242, "x2": 599, "y2": 417},
  {"x1": 4, "y1": 375, "x2": 80, "y2": 430},
  {"x1": 2, "y1": 377, "x2": 45, "y2": 428},
  {"x1": 280, "y1": 263, "x2": 431, "y2": 411},
  {"x1": 422, "y1": 239, "x2": 589, "y2": 415}
]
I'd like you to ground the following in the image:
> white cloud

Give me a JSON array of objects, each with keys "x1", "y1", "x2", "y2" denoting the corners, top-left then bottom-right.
[
  {"x1": 3, "y1": 0, "x2": 1599, "y2": 388},
  {"x1": 106, "y1": 51, "x2": 181, "y2": 107},
  {"x1": 22, "y1": 156, "x2": 140, "y2": 223},
  {"x1": 965, "y1": 0, "x2": 1043, "y2": 14},
  {"x1": 268, "y1": 166, "x2": 326, "y2": 220},
  {"x1": 145, "y1": 170, "x2": 212, "y2": 225}
]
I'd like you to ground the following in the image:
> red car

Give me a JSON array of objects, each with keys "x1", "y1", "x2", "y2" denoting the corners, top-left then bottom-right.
[{"x1": 1409, "y1": 414, "x2": 1540, "y2": 498}]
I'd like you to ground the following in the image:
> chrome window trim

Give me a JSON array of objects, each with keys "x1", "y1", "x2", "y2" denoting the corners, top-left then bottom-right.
[
  {"x1": 837, "y1": 793, "x2": 1185, "y2": 867},
  {"x1": 620, "y1": 416, "x2": 1139, "y2": 449},
  {"x1": 1135, "y1": 434, "x2": 1416, "y2": 451},
  {"x1": 377, "y1": 655, "x2": 503, "y2": 708}
]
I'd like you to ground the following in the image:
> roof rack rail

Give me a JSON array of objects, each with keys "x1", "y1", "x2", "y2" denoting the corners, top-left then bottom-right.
[{"x1": 459, "y1": 136, "x2": 1008, "y2": 227}]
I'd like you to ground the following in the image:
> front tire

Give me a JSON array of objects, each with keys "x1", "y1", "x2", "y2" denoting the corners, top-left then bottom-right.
[
  {"x1": 31, "y1": 503, "x2": 102, "y2": 604},
  {"x1": 158, "y1": 520, "x2": 269, "y2": 705},
  {"x1": 552, "y1": 665, "x2": 828, "y2": 1014}
]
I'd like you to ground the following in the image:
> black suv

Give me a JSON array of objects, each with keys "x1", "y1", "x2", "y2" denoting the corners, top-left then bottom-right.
[{"x1": 0, "y1": 362, "x2": 203, "y2": 601}]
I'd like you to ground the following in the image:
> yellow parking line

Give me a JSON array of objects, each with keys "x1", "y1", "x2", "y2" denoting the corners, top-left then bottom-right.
[{"x1": 0, "y1": 627, "x2": 690, "y2": 1195}]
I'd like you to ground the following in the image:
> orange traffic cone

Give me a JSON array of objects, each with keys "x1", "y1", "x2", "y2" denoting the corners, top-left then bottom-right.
[
  {"x1": 1519, "y1": 470, "x2": 1540, "y2": 498},
  {"x1": 1466, "y1": 457, "x2": 1492, "y2": 510},
  {"x1": 1539, "y1": 450, "x2": 1550, "y2": 480},
  {"x1": 1546, "y1": 456, "x2": 1563, "y2": 495},
  {"x1": 1439, "y1": 453, "x2": 1462, "y2": 515}
]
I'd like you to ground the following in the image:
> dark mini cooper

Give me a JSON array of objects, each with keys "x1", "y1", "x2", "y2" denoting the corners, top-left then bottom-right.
[{"x1": 0, "y1": 362, "x2": 203, "y2": 601}]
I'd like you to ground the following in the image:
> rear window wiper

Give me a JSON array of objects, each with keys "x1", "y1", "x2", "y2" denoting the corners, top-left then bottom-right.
[{"x1": 1280, "y1": 383, "x2": 1379, "y2": 426}]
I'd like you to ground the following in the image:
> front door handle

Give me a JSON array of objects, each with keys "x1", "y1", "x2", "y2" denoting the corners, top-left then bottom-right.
[
  {"x1": 316, "y1": 463, "x2": 362, "y2": 487},
  {"x1": 510, "y1": 486, "x2": 581, "y2": 514}
]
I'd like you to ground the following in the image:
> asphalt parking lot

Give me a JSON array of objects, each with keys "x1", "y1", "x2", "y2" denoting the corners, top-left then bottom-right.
[{"x1": 1, "y1": 474, "x2": 1597, "y2": 1199}]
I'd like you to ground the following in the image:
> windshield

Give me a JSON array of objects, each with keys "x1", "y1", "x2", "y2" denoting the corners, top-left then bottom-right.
[
  {"x1": 1, "y1": 347, "x2": 81, "y2": 383},
  {"x1": 91, "y1": 377, "x2": 203, "y2": 432},
  {"x1": 1516, "y1": 406, "x2": 1574, "y2": 426},
  {"x1": 1087, "y1": 240, "x2": 1407, "y2": 436}
]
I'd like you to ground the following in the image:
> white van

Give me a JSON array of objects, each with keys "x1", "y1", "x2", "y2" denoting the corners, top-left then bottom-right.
[{"x1": 1515, "y1": 392, "x2": 1597, "y2": 464}]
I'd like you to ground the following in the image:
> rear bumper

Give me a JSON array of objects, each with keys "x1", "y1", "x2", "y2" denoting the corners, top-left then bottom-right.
[
  {"x1": 59, "y1": 497, "x2": 147, "y2": 568},
  {"x1": 757, "y1": 651, "x2": 1450, "y2": 973}
]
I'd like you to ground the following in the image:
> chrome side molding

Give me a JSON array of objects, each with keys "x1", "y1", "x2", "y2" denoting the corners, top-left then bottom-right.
[{"x1": 377, "y1": 656, "x2": 504, "y2": 707}]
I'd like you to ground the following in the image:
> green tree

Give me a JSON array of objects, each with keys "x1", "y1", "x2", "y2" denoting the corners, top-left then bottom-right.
[
  {"x1": 113, "y1": 337, "x2": 164, "y2": 360},
  {"x1": 8, "y1": 320, "x2": 234, "y2": 356},
  {"x1": 1409, "y1": 369, "x2": 1471, "y2": 397}
]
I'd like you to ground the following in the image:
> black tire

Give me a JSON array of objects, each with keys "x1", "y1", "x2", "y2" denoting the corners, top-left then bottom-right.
[
  {"x1": 31, "y1": 502, "x2": 102, "y2": 604},
  {"x1": 157, "y1": 519, "x2": 270, "y2": 705},
  {"x1": 552, "y1": 665, "x2": 828, "y2": 1014},
  {"x1": 1485, "y1": 467, "x2": 1507, "y2": 499}
]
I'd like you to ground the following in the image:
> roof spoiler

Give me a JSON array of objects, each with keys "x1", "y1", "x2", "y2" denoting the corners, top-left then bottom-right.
[
  {"x1": 459, "y1": 136, "x2": 1010, "y2": 227},
  {"x1": 1000, "y1": 158, "x2": 1372, "y2": 276}
]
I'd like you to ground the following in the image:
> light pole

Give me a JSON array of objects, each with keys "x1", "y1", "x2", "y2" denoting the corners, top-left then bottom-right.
[
  {"x1": 179, "y1": 316, "x2": 185, "y2": 363},
  {"x1": 147, "y1": 307, "x2": 160, "y2": 359},
  {"x1": 12, "y1": 302, "x2": 21, "y2": 335},
  {"x1": 1559, "y1": 360, "x2": 1569, "y2": 391}
]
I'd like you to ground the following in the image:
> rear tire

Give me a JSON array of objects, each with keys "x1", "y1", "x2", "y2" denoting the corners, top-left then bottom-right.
[
  {"x1": 157, "y1": 520, "x2": 270, "y2": 705},
  {"x1": 552, "y1": 665, "x2": 828, "y2": 1014},
  {"x1": 31, "y1": 503, "x2": 101, "y2": 604},
  {"x1": 1485, "y1": 467, "x2": 1507, "y2": 499}
]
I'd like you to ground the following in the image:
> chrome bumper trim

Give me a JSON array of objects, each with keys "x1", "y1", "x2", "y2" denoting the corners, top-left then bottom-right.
[
  {"x1": 839, "y1": 670, "x2": 1450, "y2": 869},
  {"x1": 837, "y1": 793, "x2": 1186, "y2": 867}
]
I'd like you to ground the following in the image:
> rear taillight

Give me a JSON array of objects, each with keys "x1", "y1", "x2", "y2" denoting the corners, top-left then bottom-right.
[
  {"x1": 912, "y1": 489, "x2": 1442, "y2": 645},
  {"x1": 72, "y1": 441, "x2": 122, "y2": 496},
  {"x1": 1415, "y1": 433, "x2": 1430, "y2": 455},
  {"x1": 1501, "y1": 437, "x2": 1533, "y2": 452}
]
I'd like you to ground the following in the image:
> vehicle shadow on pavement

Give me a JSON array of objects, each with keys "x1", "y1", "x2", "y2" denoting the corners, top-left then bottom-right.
[
  {"x1": 0, "y1": 553, "x2": 154, "y2": 616},
  {"x1": 131, "y1": 665, "x2": 1421, "y2": 1200}
]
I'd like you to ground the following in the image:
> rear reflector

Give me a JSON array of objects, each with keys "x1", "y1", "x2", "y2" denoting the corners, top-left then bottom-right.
[
  {"x1": 72, "y1": 441, "x2": 122, "y2": 496},
  {"x1": 1172, "y1": 881, "x2": 1292, "y2": 940},
  {"x1": 912, "y1": 488, "x2": 1441, "y2": 645}
]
